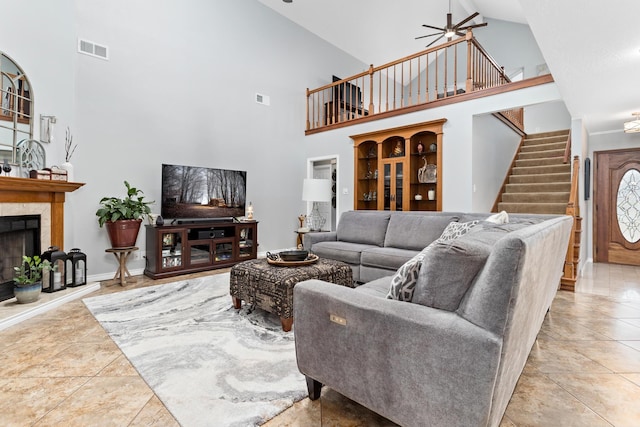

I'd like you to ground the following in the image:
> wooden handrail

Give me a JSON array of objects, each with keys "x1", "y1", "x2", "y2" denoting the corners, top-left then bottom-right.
[
  {"x1": 306, "y1": 29, "x2": 514, "y2": 132},
  {"x1": 563, "y1": 132, "x2": 572, "y2": 164},
  {"x1": 561, "y1": 155, "x2": 580, "y2": 291}
]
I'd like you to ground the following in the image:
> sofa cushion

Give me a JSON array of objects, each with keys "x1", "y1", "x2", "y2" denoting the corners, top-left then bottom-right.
[
  {"x1": 411, "y1": 235, "x2": 492, "y2": 311},
  {"x1": 336, "y1": 211, "x2": 391, "y2": 246},
  {"x1": 386, "y1": 220, "x2": 478, "y2": 301},
  {"x1": 411, "y1": 221, "x2": 529, "y2": 310},
  {"x1": 310, "y1": 241, "x2": 376, "y2": 265},
  {"x1": 383, "y1": 213, "x2": 460, "y2": 250},
  {"x1": 354, "y1": 276, "x2": 393, "y2": 298},
  {"x1": 361, "y1": 247, "x2": 417, "y2": 270}
]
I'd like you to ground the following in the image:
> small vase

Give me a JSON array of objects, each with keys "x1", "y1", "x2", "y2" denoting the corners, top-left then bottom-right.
[
  {"x1": 60, "y1": 161, "x2": 74, "y2": 182},
  {"x1": 14, "y1": 282, "x2": 42, "y2": 304},
  {"x1": 428, "y1": 189, "x2": 435, "y2": 200}
]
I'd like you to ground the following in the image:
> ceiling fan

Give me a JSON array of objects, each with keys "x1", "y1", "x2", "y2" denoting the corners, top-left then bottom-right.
[{"x1": 415, "y1": 1, "x2": 488, "y2": 47}]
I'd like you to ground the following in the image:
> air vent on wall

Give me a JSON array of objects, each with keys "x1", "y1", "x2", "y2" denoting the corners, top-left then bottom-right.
[{"x1": 78, "y1": 39, "x2": 109, "y2": 60}]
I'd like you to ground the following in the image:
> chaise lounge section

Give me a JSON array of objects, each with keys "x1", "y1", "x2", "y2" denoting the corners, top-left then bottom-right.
[{"x1": 295, "y1": 212, "x2": 573, "y2": 426}]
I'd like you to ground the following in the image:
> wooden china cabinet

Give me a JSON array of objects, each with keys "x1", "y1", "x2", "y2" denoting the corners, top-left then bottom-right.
[{"x1": 351, "y1": 119, "x2": 446, "y2": 211}]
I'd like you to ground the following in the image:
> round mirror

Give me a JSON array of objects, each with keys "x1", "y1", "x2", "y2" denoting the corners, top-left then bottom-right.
[{"x1": 0, "y1": 51, "x2": 33, "y2": 165}]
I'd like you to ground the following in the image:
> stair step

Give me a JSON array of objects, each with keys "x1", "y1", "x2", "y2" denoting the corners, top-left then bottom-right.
[
  {"x1": 511, "y1": 164, "x2": 571, "y2": 175},
  {"x1": 522, "y1": 135, "x2": 569, "y2": 146},
  {"x1": 505, "y1": 182, "x2": 571, "y2": 193},
  {"x1": 498, "y1": 202, "x2": 567, "y2": 215},
  {"x1": 515, "y1": 157, "x2": 566, "y2": 167},
  {"x1": 527, "y1": 130, "x2": 570, "y2": 139},
  {"x1": 509, "y1": 172, "x2": 571, "y2": 184},
  {"x1": 501, "y1": 192, "x2": 570, "y2": 203},
  {"x1": 520, "y1": 141, "x2": 567, "y2": 153},
  {"x1": 518, "y1": 149, "x2": 566, "y2": 160}
]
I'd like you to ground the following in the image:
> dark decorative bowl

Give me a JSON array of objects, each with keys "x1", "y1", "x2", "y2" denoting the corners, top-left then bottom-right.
[{"x1": 279, "y1": 250, "x2": 309, "y2": 261}]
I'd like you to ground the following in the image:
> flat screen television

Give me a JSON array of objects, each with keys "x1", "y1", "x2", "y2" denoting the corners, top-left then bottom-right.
[{"x1": 161, "y1": 164, "x2": 247, "y2": 221}]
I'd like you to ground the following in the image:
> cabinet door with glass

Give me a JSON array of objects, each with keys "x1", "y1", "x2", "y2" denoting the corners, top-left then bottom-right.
[
  {"x1": 238, "y1": 225, "x2": 257, "y2": 259},
  {"x1": 187, "y1": 240, "x2": 213, "y2": 267},
  {"x1": 381, "y1": 159, "x2": 406, "y2": 211},
  {"x1": 160, "y1": 229, "x2": 184, "y2": 271}
]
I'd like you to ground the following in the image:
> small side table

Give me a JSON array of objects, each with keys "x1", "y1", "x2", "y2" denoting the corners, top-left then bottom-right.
[
  {"x1": 105, "y1": 246, "x2": 138, "y2": 286},
  {"x1": 295, "y1": 229, "x2": 309, "y2": 249}
]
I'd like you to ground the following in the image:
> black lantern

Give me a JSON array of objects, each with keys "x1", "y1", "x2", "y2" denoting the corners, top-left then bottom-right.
[
  {"x1": 41, "y1": 246, "x2": 67, "y2": 293},
  {"x1": 67, "y1": 248, "x2": 87, "y2": 287}
]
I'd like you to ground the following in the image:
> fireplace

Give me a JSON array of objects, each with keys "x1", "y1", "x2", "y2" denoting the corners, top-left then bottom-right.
[
  {"x1": 0, "y1": 176, "x2": 84, "y2": 302},
  {"x1": 0, "y1": 215, "x2": 41, "y2": 301}
]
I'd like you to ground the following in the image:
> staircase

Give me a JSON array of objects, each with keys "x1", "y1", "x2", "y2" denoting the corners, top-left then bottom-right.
[
  {"x1": 494, "y1": 129, "x2": 581, "y2": 291},
  {"x1": 497, "y1": 130, "x2": 571, "y2": 214}
]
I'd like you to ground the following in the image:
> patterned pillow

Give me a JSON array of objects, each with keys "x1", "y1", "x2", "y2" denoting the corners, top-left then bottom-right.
[
  {"x1": 386, "y1": 220, "x2": 479, "y2": 301},
  {"x1": 386, "y1": 245, "x2": 433, "y2": 300},
  {"x1": 438, "y1": 220, "x2": 480, "y2": 241}
]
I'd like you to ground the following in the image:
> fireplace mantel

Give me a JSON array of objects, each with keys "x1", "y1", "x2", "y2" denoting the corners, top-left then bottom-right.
[{"x1": 0, "y1": 176, "x2": 85, "y2": 250}]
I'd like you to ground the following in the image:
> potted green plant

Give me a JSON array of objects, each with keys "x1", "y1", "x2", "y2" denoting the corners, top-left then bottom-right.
[
  {"x1": 13, "y1": 255, "x2": 52, "y2": 304},
  {"x1": 96, "y1": 181, "x2": 154, "y2": 248}
]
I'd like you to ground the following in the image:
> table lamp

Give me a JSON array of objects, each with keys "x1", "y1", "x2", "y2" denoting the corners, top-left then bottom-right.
[{"x1": 302, "y1": 178, "x2": 332, "y2": 231}]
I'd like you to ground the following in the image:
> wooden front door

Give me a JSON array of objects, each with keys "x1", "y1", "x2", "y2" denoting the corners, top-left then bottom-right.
[{"x1": 594, "y1": 148, "x2": 640, "y2": 265}]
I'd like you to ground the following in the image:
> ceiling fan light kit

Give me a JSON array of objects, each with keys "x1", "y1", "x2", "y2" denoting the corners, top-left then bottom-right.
[
  {"x1": 624, "y1": 113, "x2": 640, "y2": 133},
  {"x1": 415, "y1": 0, "x2": 487, "y2": 47}
]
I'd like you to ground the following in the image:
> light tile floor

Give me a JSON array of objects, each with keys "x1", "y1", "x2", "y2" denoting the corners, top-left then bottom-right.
[{"x1": 1, "y1": 262, "x2": 639, "y2": 426}]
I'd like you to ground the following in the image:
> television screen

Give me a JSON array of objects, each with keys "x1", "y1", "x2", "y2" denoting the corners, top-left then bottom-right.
[{"x1": 161, "y1": 164, "x2": 247, "y2": 221}]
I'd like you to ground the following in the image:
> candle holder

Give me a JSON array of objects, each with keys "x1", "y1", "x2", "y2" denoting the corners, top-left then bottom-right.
[{"x1": 41, "y1": 246, "x2": 67, "y2": 293}]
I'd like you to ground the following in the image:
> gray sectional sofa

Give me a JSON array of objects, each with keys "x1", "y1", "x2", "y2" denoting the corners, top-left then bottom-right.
[
  {"x1": 295, "y1": 210, "x2": 573, "y2": 427},
  {"x1": 304, "y1": 210, "x2": 463, "y2": 283}
]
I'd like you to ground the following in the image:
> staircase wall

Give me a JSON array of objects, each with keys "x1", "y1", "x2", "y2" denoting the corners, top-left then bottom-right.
[{"x1": 471, "y1": 114, "x2": 522, "y2": 211}]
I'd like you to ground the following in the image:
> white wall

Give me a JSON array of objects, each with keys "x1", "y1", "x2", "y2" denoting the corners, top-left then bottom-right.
[
  {"x1": 473, "y1": 18, "x2": 546, "y2": 79},
  {"x1": 1, "y1": 0, "x2": 367, "y2": 278},
  {"x1": 524, "y1": 100, "x2": 571, "y2": 134},
  {"x1": 471, "y1": 114, "x2": 521, "y2": 211}
]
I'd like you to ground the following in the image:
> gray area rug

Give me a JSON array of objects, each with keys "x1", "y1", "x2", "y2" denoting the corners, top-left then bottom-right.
[{"x1": 83, "y1": 273, "x2": 306, "y2": 427}]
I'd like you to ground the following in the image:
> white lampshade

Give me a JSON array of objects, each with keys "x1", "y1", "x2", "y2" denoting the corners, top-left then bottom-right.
[
  {"x1": 624, "y1": 113, "x2": 640, "y2": 133},
  {"x1": 302, "y1": 178, "x2": 332, "y2": 202}
]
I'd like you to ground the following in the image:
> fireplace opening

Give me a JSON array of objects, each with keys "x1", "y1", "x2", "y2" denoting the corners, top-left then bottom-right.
[{"x1": 0, "y1": 215, "x2": 41, "y2": 302}]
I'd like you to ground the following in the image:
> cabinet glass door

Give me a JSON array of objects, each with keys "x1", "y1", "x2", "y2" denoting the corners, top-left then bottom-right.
[
  {"x1": 214, "y1": 239, "x2": 234, "y2": 262},
  {"x1": 395, "y1": 163, "x2": 403, "y2": 210},
  {"x1": 238, "y1": 226, "x2": 255, "y2": 258},
  {"x1": 383, "y1": 161, "x2": 403, "y2": 211},
  {"x1": 189, "y1": 242, "x2": 212, "y2": 266},
  {"x1": 161, "y1": 232, "x2": 182, "y2": 269}
]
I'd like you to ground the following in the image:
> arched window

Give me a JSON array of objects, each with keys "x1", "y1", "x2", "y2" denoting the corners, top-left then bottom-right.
[{"x1": 0, "y1": 51, "x2": 33, "y2": 166}]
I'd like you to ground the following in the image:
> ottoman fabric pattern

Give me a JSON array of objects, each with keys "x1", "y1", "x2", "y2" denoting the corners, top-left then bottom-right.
[{"x1": 230, "y1": 258, "x2": 353, "y2": 320}]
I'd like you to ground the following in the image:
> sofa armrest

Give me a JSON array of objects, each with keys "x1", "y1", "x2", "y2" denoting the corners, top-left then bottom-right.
[
  {"x1": 293, "y1": 280, "x2": 502, "y2": 427},
  {"x1": 303, "y1": 231, "x2": 337, "y2": 250}
]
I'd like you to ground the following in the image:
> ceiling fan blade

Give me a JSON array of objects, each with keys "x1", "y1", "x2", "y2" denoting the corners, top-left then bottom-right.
[
  {"x1": 453, "y1": 12, "x2": 479, "y2": 29},
  {"x1": 458, "y1": 22, "x2": 488, "y2": 31},
  {"x1": 422, "y1": 24, "x2": 445, "y2": 32},
  {"x1": 455, "y1": 31, "x2": 466, "y2": 37},
  {"x1": 426, "y1": 34, "x2": 445, "y2": 48},
  {"x1": 415, "y1": 32, "x2": 443, "y2": 40}
]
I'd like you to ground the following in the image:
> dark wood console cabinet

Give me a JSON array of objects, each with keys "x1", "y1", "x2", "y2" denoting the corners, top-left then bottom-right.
[{"x1": 144, "y1": 221, "x2": 258, "y2": 279}]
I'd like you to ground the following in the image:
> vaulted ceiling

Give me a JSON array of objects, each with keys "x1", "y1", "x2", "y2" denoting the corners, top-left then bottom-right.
[{"x1": 258, "y1": 0, "x2": 640, "y2": 135}]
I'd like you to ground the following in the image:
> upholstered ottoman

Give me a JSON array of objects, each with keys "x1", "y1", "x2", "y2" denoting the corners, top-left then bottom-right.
[{"x1": 230, "y1": 258, "x2": 353, "y2": 331}]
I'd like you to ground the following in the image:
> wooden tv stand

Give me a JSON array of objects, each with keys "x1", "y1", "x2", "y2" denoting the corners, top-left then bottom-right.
[{"x1": 143, "y1": 220, "x2": 258, "y2": 279}]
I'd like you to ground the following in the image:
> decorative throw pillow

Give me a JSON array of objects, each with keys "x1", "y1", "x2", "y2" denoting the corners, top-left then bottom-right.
[
  {"x1": 386, "y1": 244, "x2": 433, "y2": 300},
  {"x1": 485, "y1": 211, "x2": 509, "y2": 224},
  {"x1": 437, "y1": 219, "x2": 480, "y2": 241},
  {"x1": 386, "y1": 220, "x2": 479, "y2": 301}
]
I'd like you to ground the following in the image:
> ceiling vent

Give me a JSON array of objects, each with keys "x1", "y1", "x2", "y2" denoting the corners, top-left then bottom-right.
[{"x1": 78, "y1": 39, "x2": 109, "y2": 60}]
